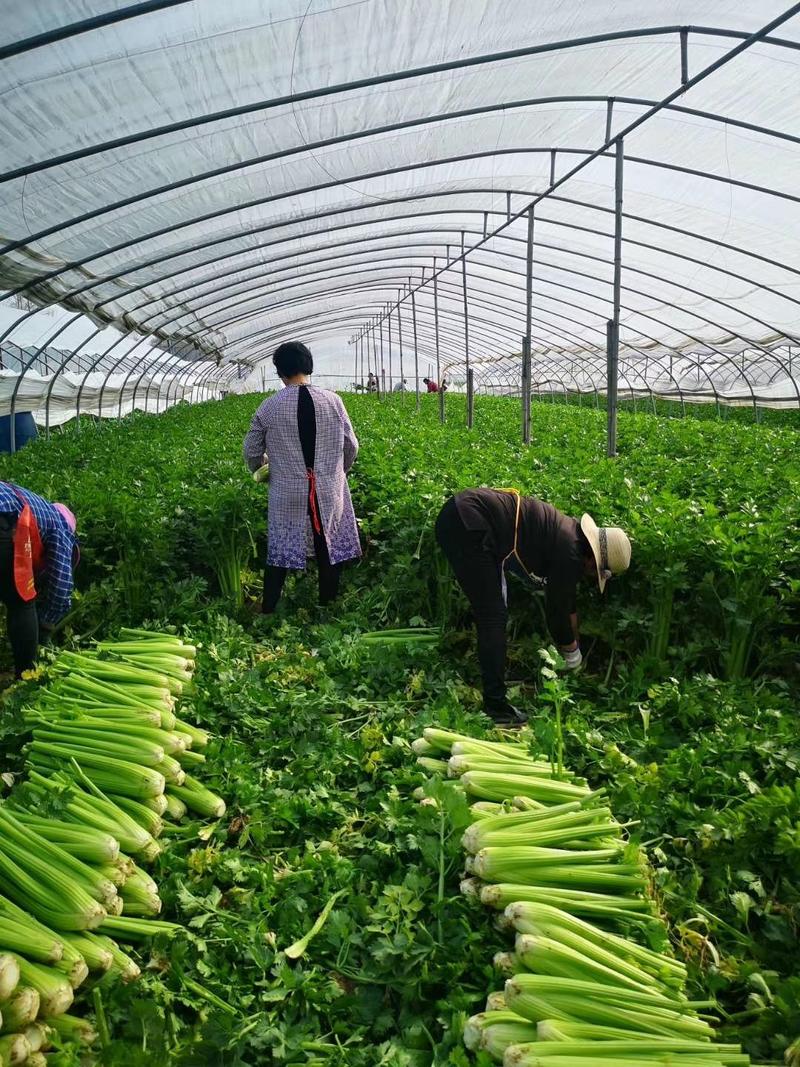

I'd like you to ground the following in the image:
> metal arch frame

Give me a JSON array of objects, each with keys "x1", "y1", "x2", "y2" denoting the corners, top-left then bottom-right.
[
  {"x1": 185, "y1": 251, "x2": 778, "y2": 402},
  {"x1": 101, "y1": 199, "x2": 800, "y2": 390},
  {"x1": 212, "y1": 280, "x2": 663, "y2": 404},
  {"x1": 350, "y1": 5, "x2": 800, "y2": 421},
  {"x1": 9, "y1": 141, "x2": 800, "y2": 314},
  {"x1": 198, "y1": 277, "x2": 588, "y2": 368},
  {"x1": 6, "y1": 23, "x2": 799, "y2": 184},
  {"x1": 9, "y1": 82, "x2": 800, "y2": 259},
  {"x1": 2, "y1": 230, "x2": 751, "y2": 438},
  {"x1": 3, "y1": 187, "x2": 785, "y2": 366},
  {"x1": 0, "y1": 0, "x2": 196, "y2": 62},
  {"x1": 157, "y1": 349, "x2": 224, "y2": 415},
  {"x1": 222, "y1": 298, "x2": 517, "y2": 369},
  {"x1": 0, "y1": 156, "x2": 789, "y2": 421},
  {"x1": 148, "y1": 234, "x2": 800, "y2": 368},
  {"x1": 173, "y1": 259, "x2": 748, "y2": 409},
  {"x1": 218, "y1": 296, "x2": 514, "y2": 369},
  {"x1": 210, "y1": 275, "x2": 618, "y2": 390},
  {"x1": 96, "y1": 190, "x2": 800, "y2": 322},
  {"x1": 133, "y1": 348, "x2": 192, "y2": 416},
  {"x1": 384, "y1": 268, "x2": 737, "y2": 404},
  {"x1": 15, "y1": 214, "x2": 793, "y2": 435},
  {"x1": 165, "y1": 356, "x2": 229, "y2": 412},
  {"x1": 6, "y1": 312, "x2": 83, "y2": 449},
  {"x1": 96, "y1": 338, "x2": 165, "y2": 420},
  {"x1": 4, "y1": 13, "x2": 800, "y2": 425}
]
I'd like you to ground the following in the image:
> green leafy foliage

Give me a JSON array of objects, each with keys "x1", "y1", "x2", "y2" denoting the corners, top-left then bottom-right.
[{"x1": 1, "y1": 394, "x2": 799, "y2": 1062}]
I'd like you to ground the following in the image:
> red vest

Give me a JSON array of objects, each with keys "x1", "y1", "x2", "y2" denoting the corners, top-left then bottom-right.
[{"x1": 5, "y1": 487, "x2": 44, "y2": 601}]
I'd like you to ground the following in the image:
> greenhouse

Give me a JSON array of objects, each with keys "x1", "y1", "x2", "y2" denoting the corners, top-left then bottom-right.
[{"x1": 0, "y1": 1, "x2": 798, "y2": 1065}]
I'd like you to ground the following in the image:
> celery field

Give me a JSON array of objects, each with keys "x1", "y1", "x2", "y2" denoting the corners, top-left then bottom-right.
[{"x1": 0, "y1": 393, "x2": 798, "y2": 1066}]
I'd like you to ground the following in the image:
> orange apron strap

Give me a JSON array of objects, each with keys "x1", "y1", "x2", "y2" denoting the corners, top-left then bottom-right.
[
  {"x1": 494, "y1": 487, "x2": 523, "y2": 568},
  {"x1": 307, "y1": 469, "x2": 323, "y2": 536},
  {"x1": 13, "y1": 503, "x2": 44, "y2": 602},
  {"x1": 493, "y1": 486, "x2": 543, "y2": 585}
]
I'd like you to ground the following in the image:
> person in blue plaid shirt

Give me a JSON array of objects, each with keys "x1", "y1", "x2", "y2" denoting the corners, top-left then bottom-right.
[{"x1": 0, "y1": 482, "x2": 79, "y2": 676}]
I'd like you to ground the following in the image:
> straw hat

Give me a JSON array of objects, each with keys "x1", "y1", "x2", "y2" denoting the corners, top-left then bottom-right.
[{"x1": 580, "y1": 513, "x2": 631, "y2": 593}]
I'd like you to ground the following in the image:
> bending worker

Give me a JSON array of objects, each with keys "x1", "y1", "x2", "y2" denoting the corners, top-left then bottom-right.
[
  {"x1": 435, "y1": 487, "x2": 631, "y2": 725},
  {"x1": 0, "y1": 482, "x2": 79, "y2": 677}
]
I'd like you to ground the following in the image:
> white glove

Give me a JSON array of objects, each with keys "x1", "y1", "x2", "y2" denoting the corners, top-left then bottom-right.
[{"x1": 562, "y1": 647, "x2": 582, "y2": 671}]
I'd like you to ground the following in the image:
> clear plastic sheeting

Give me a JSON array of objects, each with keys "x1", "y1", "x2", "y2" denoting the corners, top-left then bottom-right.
[
  {"x1": 0, "y1": 366, "x2": 231, "y2": 427},
  {"x1": 0, "y1": 1, "x2": 799, "y2": 422},
  {"x1": 454, "y1": 346, "x2": 800, "y2": 409}
]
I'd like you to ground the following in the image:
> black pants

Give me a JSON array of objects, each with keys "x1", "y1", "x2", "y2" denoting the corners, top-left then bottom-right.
[
  {"x1": 0, "y1": 513, "x2": 39, "y2": 676},
  {"x1": 262, "y1": 518, "x2": 341, "y2": 612},
  {"x1": 435, "y1": 497, "x2": 507, "y2": 709}
]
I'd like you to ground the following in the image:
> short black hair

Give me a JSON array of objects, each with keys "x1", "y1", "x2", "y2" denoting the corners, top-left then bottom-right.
[{"x1": 273, "y1": 341, "x2": 313, "y2": 378}]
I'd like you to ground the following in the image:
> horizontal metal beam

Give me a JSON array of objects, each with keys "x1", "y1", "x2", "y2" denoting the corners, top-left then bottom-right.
[
  {"x1": 6, "y1": 88, "x2": 799, "y2": 257},
  {"x1": 8, "y1": 142, "x2": 800, "y2": 314},
  {"x1": 9, "y1": 24, "x2": 799, "y2": 183},
  {"x1": 0, "y1": 0, "x2": 195, "y2": 62}
]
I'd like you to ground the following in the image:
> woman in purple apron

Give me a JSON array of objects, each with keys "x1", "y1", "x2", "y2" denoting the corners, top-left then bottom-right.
[{"x1": 243, "y1": 342, "x2": 361, "y2": 613}]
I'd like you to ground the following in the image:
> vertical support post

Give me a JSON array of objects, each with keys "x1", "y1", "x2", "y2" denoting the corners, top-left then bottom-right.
[
  {"x1": 467, "y1": 367, "x2": 474, "y2": 428},
  {"x1": 522, "y1": 335, "x2": 531, "y2": 444},
  {"x1": 371, "y1": 327, "x2": 379, "y2": 394},
  {"x1": 379, "y1": 318, "x2": 386, "y2": 395},
  {"x1": 522, "y1": 206, "x2": 534, "y2": 444},
  {"x1": 680, "y1": 28, "x2": 689, "y2": 84},
  {"x1": 411, "y1": 286, "x2": 420, "y2": 412},
  {"x1": 607, "y1": 138, "x2": 624, "y2": 458},
  {"x1": 433, "y1": 257, "x2": 443, "y2": 423},
  {"x1": 397, "y1": 292, "x2": 405, "y2": 396},
  {"x1": 387, "y1": 309, "x2": 394, "y2": 392},
  {"x1": 461, "y1": 231, "x2": 471, "y2": 427},
  {"x1": 352, "y1": 338, "x2": 358, "y2": 393}
]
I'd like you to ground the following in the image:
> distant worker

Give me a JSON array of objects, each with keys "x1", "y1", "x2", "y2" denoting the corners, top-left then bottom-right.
[
  {"x1": 440, "y1": 376, "x2": 449, "y2": 393},
  {"x1": 243, "y1": 341, "x2": 361, "y2": 614},
  {"x1": 367, "y1": 372, "x2": 378, "y2": 393},
  {"x1": 392, "y1": 379, "x2": 408, "y2": 393},
  {"x1": 423, "y1": 377, "x2": 439, "y2": 393},
  {"x1": 435, "y1": 488, "x2": 631, "y2": 724},
  {"x1": 0, "y1": 483, "x2": 79, "y2": 677}
]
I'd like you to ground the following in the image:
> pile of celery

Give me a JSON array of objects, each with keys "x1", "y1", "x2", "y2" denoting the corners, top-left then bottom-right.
[
  {"x1": 0, "y1": 629, "x2": 225, "y2": 1063},
  {"x1": 413, "y1": 727, "x2": 759, "y2": 1067}
]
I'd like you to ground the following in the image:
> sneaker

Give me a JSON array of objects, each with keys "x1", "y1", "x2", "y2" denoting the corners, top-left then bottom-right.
[{"x1": 484, "y1": 701, "x2": 528, "y2": 727}]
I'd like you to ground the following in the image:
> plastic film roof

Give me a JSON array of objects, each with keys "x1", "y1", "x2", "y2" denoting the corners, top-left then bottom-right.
[{"x1": 1, "y1": 0, "x2": 800, "y2": 405}]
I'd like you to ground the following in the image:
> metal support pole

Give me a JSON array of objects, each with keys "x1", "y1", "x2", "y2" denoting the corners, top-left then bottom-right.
[
  {"x1": 387, "y1": 308, "x2": 393, "y2": 391},
  {"x1": 397, "y1": 292, "x2": 405, "y2": 395},
  {"x1": 523, "y1": 206, "x2": 534, "y2": 444},
  {"x1": 461, "y1": 230, "x2": 471, "y2": 427},
  {"x1": 467, "y1": 367, "x2": 474, "y2": 428},
  {"x1": 371, "y1": 327, "x2": 378, "y2": 392},
  {"x1": 433, "y1": 257, "x2": 443, "y2": 423},
  {"x1": 522, "y1": 335, "x2": 531, "y2": 444},
  {"x1": 607, "y1": 138, "x2": 624, "y2": 458},
  {"x1": 411, "y1": 286, "x2": 420, "y2": 411},
  {"x1": 352, "y1": 338, "x2": 358, "y2": 393},
  {"x1": 680, "y1": 28, "x2": 689, "y2": 84},
  {"x1": 379, "y1": 319, "x2": 386, "y2": 395}
]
